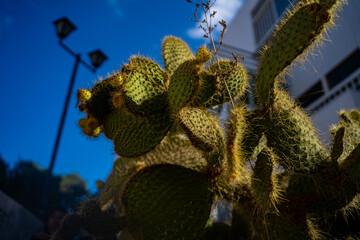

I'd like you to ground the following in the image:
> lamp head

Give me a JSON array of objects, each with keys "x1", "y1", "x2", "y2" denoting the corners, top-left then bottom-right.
[
  {"x1": 53, "y1": 17, "x2": 77, "y2": 39},
  {"x1": 88, "y1": 50, "x2": 108, "y2": 68}
]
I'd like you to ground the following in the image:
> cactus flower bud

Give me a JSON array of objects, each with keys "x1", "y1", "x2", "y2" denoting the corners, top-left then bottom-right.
[{"x1": 77, "y1": 89, "x2": 92, "y2": 102}]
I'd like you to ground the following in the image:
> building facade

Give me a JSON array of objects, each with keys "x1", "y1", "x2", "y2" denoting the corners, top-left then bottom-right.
[{"x1": 218, "y1": 0, "x2": 360, "y2": 139}]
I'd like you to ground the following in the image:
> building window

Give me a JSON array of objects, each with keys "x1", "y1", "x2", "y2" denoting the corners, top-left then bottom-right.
[
  {"x1": 274, "y1": 0, "x2": 291, "y2": 16},
  {"x1": 253, "y1": 3, "x2": 275, "y2": 43},
  {"x1": 326, "y1": 49, "x2": 360, "y2": 89},
  {"x1": 274, "y1": 0, "x2": 299, "y2": 17},
  {"x1": 251, "y1": 0, "x2": 268, "y2": 17},
  {"x1": 252, "y1": 0, "x2": 299, "y2": 44},
  {"x1": 297, "y1": 81, "x2": 324, "y2": 108}
]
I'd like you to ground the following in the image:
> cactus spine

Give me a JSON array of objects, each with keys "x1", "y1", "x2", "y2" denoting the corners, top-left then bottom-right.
[{"x1": 52, "y1": 1, "x2": 360, "y2": 239}]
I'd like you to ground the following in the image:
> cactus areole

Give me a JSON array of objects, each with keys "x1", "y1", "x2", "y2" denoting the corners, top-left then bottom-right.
[{"x1": 52, "y1": 1, "x2": 360, "y2": 239}]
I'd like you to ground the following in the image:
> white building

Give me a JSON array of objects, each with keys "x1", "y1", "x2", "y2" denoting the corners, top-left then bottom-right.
[{"x1": 218, "y1": 0, "x2": 360, "y2": 139}]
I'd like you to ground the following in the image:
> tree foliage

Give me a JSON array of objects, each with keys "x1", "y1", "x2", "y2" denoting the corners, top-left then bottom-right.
[{"x1": 0, "y1": 156, "x2": 88, "y2": 221}]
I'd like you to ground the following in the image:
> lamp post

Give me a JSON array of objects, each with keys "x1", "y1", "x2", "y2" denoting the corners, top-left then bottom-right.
[
  {"x1": 49, "y1": 17, "x2": 108, "y2": 174},
  {"x1": 39, "y1": 17, "x2": 108, "y2": 218}
]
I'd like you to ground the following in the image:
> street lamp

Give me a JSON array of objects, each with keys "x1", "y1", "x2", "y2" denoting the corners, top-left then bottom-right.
[
  {"x1": 89, "y1": 50, "x2": 108, "y2": 68},
  {"x1": 53, "y1": 17, "x2": 76, "y2": 39},
  {"x1": 38, "y1": 18, "x2": 108, "y2": 217},
  {"x1": 49, "y1": 17, "x2": 108, "y2": 174}
]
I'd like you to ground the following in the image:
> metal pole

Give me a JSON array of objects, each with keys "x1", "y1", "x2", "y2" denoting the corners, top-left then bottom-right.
[
  {"x1": 39, "y1": 54, "x2": 80, "y2": 218},
  {"x1": 48, "y1": 54, "x2": 80, "y2": 173}
]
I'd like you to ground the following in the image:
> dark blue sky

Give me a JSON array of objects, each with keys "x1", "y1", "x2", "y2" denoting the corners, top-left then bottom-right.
[{"x1": 0, "y1": 0, "x2": 243, "y2": 191}]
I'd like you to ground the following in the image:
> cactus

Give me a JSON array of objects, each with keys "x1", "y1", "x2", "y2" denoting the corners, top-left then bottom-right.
[
  {"x1": 123, "y1": 164, "x2": 213, "y2": 240},
  {"x1": 52, "y1": 0, "x2": 360, "y2": 239}
]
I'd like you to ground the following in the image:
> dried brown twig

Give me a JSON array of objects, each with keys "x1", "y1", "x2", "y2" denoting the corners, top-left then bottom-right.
[{"x1": 186, "y1": 0, "x2": 242, "y2": 107}]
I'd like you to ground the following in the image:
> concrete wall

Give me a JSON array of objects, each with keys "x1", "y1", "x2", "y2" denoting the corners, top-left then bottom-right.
[
  {"x1": 0, "y1": 190, "x2": 44, "y2": 240},
  {"x1": 222, "y1": 0, "x2": 258, "y2": 53},
  {"x1": 311, "y1": 89, "x2": 359, "y2": 140}
]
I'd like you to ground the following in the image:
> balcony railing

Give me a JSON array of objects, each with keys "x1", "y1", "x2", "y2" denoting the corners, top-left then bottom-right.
[{"x1": 307, "y1": 67, "x2": 360, "y2": 113}]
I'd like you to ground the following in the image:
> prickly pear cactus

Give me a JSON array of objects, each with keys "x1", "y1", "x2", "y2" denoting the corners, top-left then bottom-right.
[
  {"x1": 52, "y1": 0, "x2": 360, "y2": 239},
  {"x1": 123, "y1": 164, "x2": 213, "y2": 240}
]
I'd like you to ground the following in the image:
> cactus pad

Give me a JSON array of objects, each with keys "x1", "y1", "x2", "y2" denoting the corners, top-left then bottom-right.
[
  {"x1": 168, "y1": 59, "x2": 202, "y2": 113},
  {"x1": 103, "y1": 107, "x2": 172, "y2": 157},
  {"x1": 263, "y1": 91, "x2": 329, "y2": 171},
  {"x1": 98, "y1": 134, "x2": 208, "y2": 209},
  {"x1": 257, "y1": 2, "x2": 330, "y2": 106},
  {"x1": 177, "y1": 106, "x2": 225, "y2": 167},
  {"x1": 162, "y1": 36, "x2": 195, "y2": 76},
  {"x1": 252, "y1": 147, "x2": 280, "y2": 210},
  {"x1": 205, "y1": 60, "x2": 249, "y2": 107},
  {"x1": 123, "y1": 164, "x2": 213, "y2": 240},
  {"x1": 86, "y1": 78, "x2": 116, "y2": 123},
  {"x1": 121, "y1": 57, "x2": 167, "y2": 116},
  {"x1": 227, "y1": 104, "x2": 252, "y2": 184}
]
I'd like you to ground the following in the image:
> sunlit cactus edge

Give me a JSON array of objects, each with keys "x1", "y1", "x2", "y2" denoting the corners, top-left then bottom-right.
[{"x1": 52, "y1": 0, "x2": 360, "y2": 239}]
